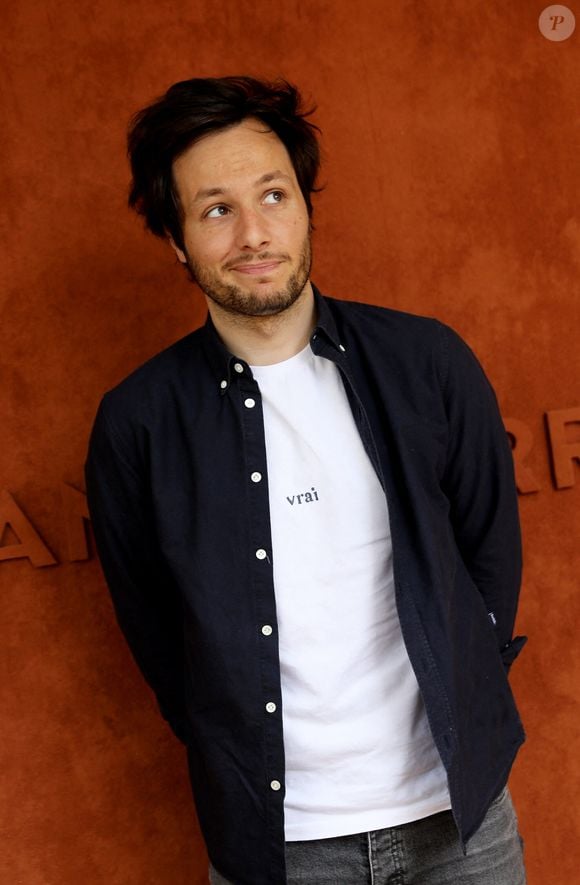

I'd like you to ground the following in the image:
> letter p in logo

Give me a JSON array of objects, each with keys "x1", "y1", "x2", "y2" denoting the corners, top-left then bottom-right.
[{"x1": 539, "y1": 5, "x2": 576, "y2": 41}]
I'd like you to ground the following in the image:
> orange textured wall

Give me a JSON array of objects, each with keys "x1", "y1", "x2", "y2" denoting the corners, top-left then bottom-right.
[{"x1": 1, "y1": 2, "x2": 579, "y2": 883}]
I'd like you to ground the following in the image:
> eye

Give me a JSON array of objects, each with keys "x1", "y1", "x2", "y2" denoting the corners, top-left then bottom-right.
[
  {"x1": 264, "y1": 190, "x2": 285, "y2": 204},
  {"x1": 205, "y1": 205, "x2": 230, "y2": 219}
]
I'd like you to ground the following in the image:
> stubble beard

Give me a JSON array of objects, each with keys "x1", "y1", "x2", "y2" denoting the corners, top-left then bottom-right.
[{"x1": 183, "y1": 233, "x2": 312, "y2": 318}]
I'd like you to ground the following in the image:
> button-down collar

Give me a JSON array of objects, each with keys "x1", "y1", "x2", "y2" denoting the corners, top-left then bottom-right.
[{"x1": 201, "y1": 284, "x2": 346, "y2": 395}]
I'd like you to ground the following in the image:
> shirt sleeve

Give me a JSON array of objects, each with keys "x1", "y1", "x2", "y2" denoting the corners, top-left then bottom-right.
[
  {"x1": 438, "y1": 324, "x2": 528, "y2": 673},
  {"x1": 84, "y1": 396, "x2": 192, "y2": 745}
]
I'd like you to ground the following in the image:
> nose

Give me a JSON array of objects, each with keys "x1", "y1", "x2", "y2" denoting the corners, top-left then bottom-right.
[{"x1": 235, "y1": 207, "x2": 270, "y2": 251}]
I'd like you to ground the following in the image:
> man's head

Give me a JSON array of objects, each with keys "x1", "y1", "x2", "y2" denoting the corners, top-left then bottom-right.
[{"x1": 127, "y1": 77, "x2": 321, "y2": 318}]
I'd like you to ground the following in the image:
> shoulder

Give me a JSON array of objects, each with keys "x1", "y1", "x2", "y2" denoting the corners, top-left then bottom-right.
[
  {"x1": 323, "y1": 294, "x2": 459, "y2": 364},
  {"x1": 325, "y1": 294, "x2": 447, "y2": 339},
  {"x1": 321, "y1": 293, "x2": 489, "y2": 393},
  {"x1": 99, "y1": 326, "x2": 206, "y2": 427}
]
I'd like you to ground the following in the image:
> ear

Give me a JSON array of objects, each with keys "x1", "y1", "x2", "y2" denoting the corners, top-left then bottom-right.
[{"x1": 168, "y1": 237, "x2": 188, "y2": 264}]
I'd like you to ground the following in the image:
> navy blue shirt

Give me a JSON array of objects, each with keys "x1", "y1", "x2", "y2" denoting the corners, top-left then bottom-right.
[{"x1": 85, "y1": 285, "x2": 527, "y2": 885}]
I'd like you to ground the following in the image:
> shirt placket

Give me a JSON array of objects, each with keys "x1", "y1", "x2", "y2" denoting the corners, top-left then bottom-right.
[{"x1": 228, "y1": 357, "x2": 287, "y2": 881}]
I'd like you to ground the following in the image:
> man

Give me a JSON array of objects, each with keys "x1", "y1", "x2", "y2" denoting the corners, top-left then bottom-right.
[{"x1": 85, "y1": 77, "x2": 528, "y2": 885}]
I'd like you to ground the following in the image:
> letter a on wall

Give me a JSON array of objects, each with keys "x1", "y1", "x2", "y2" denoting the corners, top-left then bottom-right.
[{"x1": 0, "y1": 490, "x2": 57, "y2": 567}]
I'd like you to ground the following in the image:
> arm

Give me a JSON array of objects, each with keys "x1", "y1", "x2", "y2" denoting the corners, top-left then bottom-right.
[
  {"x1": 439, "y1": 325, "x2": 527, "y2": 672},
  {"x1": 84, "y1": 396, "x2": 191, "y2": 744}
]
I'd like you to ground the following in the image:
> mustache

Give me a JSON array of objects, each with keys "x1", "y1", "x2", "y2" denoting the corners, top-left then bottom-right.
[{"x1": 224, "y1": 252, "x2": 290, "y2": 270}]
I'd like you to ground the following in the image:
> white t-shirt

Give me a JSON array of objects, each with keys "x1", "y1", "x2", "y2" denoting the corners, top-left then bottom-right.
[{"x1": 250, "y1": 344, "x2": 451, "y2": 841}]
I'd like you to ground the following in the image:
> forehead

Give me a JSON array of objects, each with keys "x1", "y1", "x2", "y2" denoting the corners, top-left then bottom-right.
[{"x1": 172, "y1": 118, "x2": 296, "y2": 200}]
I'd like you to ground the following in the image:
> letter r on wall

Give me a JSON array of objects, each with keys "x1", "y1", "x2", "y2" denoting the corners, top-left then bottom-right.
[{"x1": 504, "y1": 418, "x2": 540, "y2": 494}]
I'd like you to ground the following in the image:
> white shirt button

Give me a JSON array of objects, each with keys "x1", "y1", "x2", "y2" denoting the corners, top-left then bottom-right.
[
  {"x1": 261, "y1": 624, "x2": 273, "y2": 636},
  {"x1": 255, "y1": 548, "x2": 267, "y2": 560},
  {"x1": 270, "y1": 779, "x2": 281, "y2": 791},
  {"x1": 220, "y1": 379, "x2": 228, "y2": 389},
  {"x1": 244, "y1": 397, "x2": 256, "y2": 408},
  {"x1": 339, "y1": 344, "x2": 346, "y2": 352},
  {"x1": 265, "y1": 702, "x2": 277, "y2": 713},
  {"x1": 233, "y1": 362, "x2": 244, "y2": 373},
  {"x1": 251, "y1": 472, "x2": 262, "y2": 483}
]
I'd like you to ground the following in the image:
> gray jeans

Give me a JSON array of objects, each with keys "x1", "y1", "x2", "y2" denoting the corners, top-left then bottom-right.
[{"x1": 209, "y1": 786, "x2": 526, "y2": 884}]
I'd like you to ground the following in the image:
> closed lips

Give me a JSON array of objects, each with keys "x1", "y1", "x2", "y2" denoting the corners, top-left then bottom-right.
[{"x1": 231, "y1": 262, "x2": 281, "y2": 274}]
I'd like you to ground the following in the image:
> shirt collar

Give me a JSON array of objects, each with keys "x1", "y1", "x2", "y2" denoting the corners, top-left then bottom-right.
[{"x1": 200, "y1": 283, "x2": 344, "y2": 394}]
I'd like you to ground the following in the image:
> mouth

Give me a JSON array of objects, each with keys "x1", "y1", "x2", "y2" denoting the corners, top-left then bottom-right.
[{"x1": 230, "y1": 261, "x2": 282, "y2": 276}]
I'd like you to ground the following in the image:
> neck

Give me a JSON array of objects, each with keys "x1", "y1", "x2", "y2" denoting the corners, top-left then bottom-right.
[{"x1": 206, "y1": 281, "x2": 317, "y2": 366}]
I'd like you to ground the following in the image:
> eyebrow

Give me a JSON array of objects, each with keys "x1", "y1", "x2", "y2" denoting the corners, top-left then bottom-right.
[{"x1": 192, "y1": 170, "x2": 293, "y2": 205}]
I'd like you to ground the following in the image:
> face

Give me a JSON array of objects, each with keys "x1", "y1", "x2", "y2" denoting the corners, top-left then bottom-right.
[{"x1": 170, "y1": 118, "x2": 312, "y2": 318}]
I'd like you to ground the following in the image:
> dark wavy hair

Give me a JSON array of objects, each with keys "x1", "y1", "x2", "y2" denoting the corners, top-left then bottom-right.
[{"x1": 127, "y1": 76, "x2": 322, "y2": 252}]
